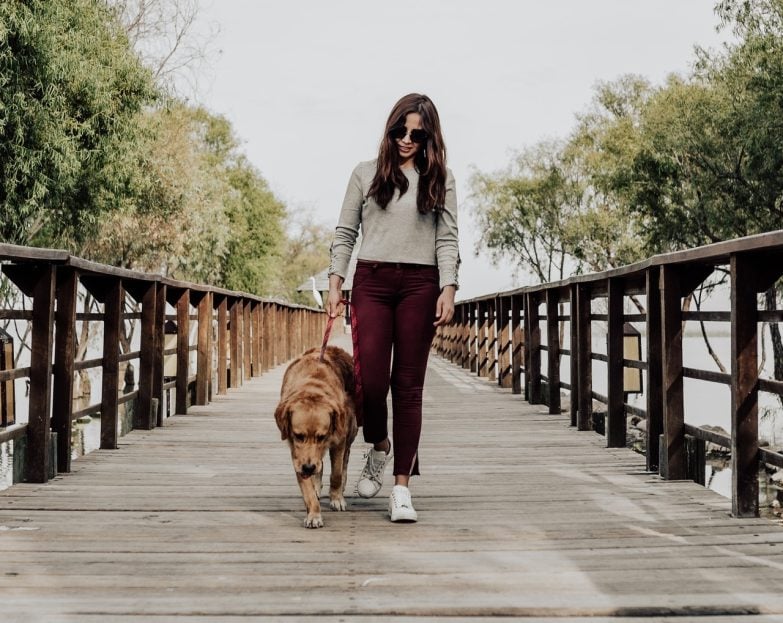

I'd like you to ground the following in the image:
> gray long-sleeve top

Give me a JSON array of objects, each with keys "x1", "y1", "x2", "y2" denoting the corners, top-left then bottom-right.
[{"x1": 328, "y1": 160, "x2": 460, "y2": 290}]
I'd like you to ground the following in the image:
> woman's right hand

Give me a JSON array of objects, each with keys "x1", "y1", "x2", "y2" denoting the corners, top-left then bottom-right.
[{"x1": 327, "y1": 274, "x2": 345, "y2": 318}]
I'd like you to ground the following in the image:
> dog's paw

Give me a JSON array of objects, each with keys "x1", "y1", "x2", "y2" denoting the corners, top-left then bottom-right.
[
  {"x1": 303, "y1": 514, "x2": 324, "y2": 529},
  {"x1": 330, "y1": 495, "x2": 347, "y2": 511}
]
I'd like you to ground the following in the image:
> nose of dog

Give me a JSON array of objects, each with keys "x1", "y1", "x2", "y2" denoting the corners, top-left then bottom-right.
[{"x1": 301, "y1": 463, "x2": 316, "y2": 476}]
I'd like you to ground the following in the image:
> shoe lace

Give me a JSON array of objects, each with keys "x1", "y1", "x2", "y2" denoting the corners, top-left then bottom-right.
[{"x1": 360, "y1": 450, "x2": 387, "y2": 482}]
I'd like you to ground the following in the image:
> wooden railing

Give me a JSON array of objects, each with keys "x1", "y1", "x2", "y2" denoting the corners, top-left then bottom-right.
[
  {"x1": 0, "y1": 244, "x2": 322, "y2": 484},
  {"x1": 435, "y1": 230, "x2": 783, "y2": 518}
]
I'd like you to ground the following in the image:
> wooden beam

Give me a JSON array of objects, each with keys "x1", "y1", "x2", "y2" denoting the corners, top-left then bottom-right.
[
  {"x1": 217, "y1": 296, "x2": 228, "y2": 394},
  {"x1": 606, "y1": 278, "x2": 625, "y2": 447},
  {"x1": 546, "y1": 289, "x2": 560, "y2": 414},
  {"x1": 660, "y1": 265, "x2": 686, "y2": 480},
  {"x1": 195, "y1": 292, "x2": 211, "y2": 405},
  {"x1": 528, "y1": 293, "x2": 541, "y2": 404},
  {"x1": 52, "y1": 268, "x2": 78, "y2": 473},
  {"x1": 477, "y1": 301, "x2": 488, "y2": 378},
  {"x1": 153, "y1": 283, "x2": 166, "y2": 426},
  {"x1": 136, "y1": 282, "x2": 157, "y2": 430},
  {"x1": 251, "y1": 302, "x2": 261, "y2": 377},
  {"x1": 569, "y1": 285, "x2": 578, "y2": 427},
  {"x1": 100, "y1": 279, "x2": 123, "y2": 449},
  {"x1": 469, "y1": 303, "x2": 478, "y2": 374},
  {"x1": 576, "y1": 284, "x2": 592, "y2": 431},
  {"x1": 175, "y1": 289, "x2": 190, "y2": 415},
  {"x1": 645, "y1": 267, "x2": 663, "y2": 473},
  {"x1": 730, "y1": 254, "x2": 759, "y2": 518},
  {"x1": 229, "y1": 299, "x2": 241, "y2": 388},
  {"x1": 243, "y1": 300, "x2": 252, "y2": 381},
  {"x1": 511, "y1": 295, "x2": 523, "y2": 395},
  {"x1": 25, "y1": 265, "x2": 56, "y2": 482}
]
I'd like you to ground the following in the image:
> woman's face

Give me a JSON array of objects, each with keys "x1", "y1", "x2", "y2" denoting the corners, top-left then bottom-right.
[{"x1": 395, "y1": 112, "x2": 423, "y2": 168}]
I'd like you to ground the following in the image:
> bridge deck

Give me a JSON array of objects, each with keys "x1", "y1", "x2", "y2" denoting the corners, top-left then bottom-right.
[{"x1": 2, "y1": 337, "x2": 783, "y2": 622}]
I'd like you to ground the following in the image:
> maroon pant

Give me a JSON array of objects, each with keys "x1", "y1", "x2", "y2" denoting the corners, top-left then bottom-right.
[{"x1": 351, "y1": 260, "x2": 440, "y2": 476}]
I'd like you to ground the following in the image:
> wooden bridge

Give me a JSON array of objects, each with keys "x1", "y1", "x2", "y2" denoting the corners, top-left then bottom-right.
[{"x1": 1, "y1": 233, "x2": 783, "y2": 620}]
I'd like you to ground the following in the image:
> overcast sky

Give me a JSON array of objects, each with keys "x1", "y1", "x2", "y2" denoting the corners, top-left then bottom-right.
[{"x1": 193, "y1": 1, "x2": 731, "y2": 299}]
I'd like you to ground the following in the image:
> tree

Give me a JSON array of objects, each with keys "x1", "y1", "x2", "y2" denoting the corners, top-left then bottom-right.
[
  {"x1": 470, "y1": 140, "x2": 584, "y2": 284},
  {"x1": 108, "y1": 0, "x2": 216, "y2": 96},
  {"x1": 274, "y1": 213, "x2": 333, "y2": 305},
  {"x1": 0, "y1": 0, "x2": 157, "y2": 249}
]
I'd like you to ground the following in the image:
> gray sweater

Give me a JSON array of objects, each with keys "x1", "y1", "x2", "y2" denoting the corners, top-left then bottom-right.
[{"x1": 328, "y1": 160, "x2": 459, "y2": 290}]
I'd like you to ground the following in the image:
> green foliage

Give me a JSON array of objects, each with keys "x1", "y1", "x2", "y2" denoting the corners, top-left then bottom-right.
[
  {"x1": 626, "y1": 0, "x2": 783, "y2": 251},
  {"x1": 274, "y1": 215, "x2": 333, "y2": 305},
  {"x1": 0, "y1": 0, "x2": 157, "y2": 247},
  {"x1": 471, "y1": 76, "x2": 651, "y2": 281},
  {"x1": 222, "y1": 156, "x2": 286, "y2": 294},
  {"x1": 471, "y1": 141, "x2": 581, "y2": 283}
]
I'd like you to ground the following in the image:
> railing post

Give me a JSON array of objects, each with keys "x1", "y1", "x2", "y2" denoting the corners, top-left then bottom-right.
[
  {"x1": 243, "y1": 299, "x2": 252, "y2": 380},
  {"x1": 251, "y1": 302, "x2": 261, "y2": 377},
  {"x1": 511, "y1": 294, "x2": 523, "y2": 395},
  {"x1": 576, "y1": 284, "x2": 592, "y2": 431},
  {"x1": 153, "y1": 282, "x2": 166, "y2": 426},
  {"x1": 477, "y1": 300, "x2": 488, "y2": 378},
  {"x1": 487, "y1": 298, "x2": 497, "y2": 382},
  {"x1": 528, "y1": 293, "x2": 541, "y2": 404},
  {"x1": 546, "y1": 289, "x2": 560, "y2": 414},
  {"x1": 469, "y1": 303, "x2": 478, "y2": 373},
  {"x1": 229, "y1": 298, "x2": 241, "y2": 388},
  {"x1": 26, "y1": 265, "x2": 56, "y2": 482},
  {"x1": 175, "y1": 288, "x2": 190, "y2": 415},
  {"x1": 645, "y1": 267, "x2": 663, "y2": 472},
  {"x1": 606, "y1": 277, "x2": 625, "y2": 447},
  {"x1": 730, "y1": 253, "x2": 759, "y2": 517},
  {"x1": 100, "y1": 279, "x2": 123, "y2": 449},
  {"x1": 261, "y1": 302, "x2": 271, "y2": 372},
  {"x1": 660, "y1": 265, "x2": 686, "y2": 480},
  {"x1": 523, "y1": 293, "x2": 531, "y2": 401},
  {"x1": 569, "y1": 284, "x2": 578, "y2": 427},
  {"x1": 52, "y1": 268, "x2": 78, "y2": 473},
  {"x1": 459, "y1": 304, "x2": 468, "y2": 369},
  {"x1": 137, "y1": 281, "x2": 157, "y2": 430},
  {"x1": 498, "y1": 296, "x2": 511, "y2": 388},
  {"x1": 195, "y1": 291, "x2": 212, "y2": 406},
  {"x1": 217, "y1": 295, "x2": 228, "y2": 394}
]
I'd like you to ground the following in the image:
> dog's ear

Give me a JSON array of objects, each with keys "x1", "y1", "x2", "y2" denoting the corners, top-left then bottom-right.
[
  {"x1": 326, "y1": 346, "x2": 355, "y2": 394},
  {"x1": 330, "y1": 400, "x2": 348, "y2": 440},
  {"x1": 274, "y1": 400, "x2": 290, "y2": 440}
]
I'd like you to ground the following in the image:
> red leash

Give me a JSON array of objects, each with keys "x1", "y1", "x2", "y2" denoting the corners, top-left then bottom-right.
[{"x1": 320, "y1": 299, "x2": 363, "y2": 425}]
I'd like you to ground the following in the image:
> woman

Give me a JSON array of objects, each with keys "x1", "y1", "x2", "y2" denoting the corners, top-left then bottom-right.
[{"x1": 327, "y1": 93, "x2": 459, "y2": 523}]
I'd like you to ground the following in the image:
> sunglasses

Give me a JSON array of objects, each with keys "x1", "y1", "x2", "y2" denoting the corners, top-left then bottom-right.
[{"x1": 388, "y1": 126, "x2": 428, "y2": 144}]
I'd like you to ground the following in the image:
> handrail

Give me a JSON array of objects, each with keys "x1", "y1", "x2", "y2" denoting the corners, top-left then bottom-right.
[
  {"x1": 0, "y1": 246, "x2": 324, "y2": 485},
  {"x1": 435, "y1": 228, "x2": 783, "y2": 518}
]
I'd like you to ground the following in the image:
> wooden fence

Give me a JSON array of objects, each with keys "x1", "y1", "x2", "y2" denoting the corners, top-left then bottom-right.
[
  {"x1": 0, "y1": 244, "x2": 322, "y2": 484},
  {"x1": 434, "y1": 230, "x2": 783, "y2": 518}
]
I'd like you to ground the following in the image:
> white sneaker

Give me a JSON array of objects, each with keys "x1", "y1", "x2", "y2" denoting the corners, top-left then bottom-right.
[
  {"x1": 389, "y1": 485, "x2": 418, "y2": 523},
  {"x1": 356, "y1": 447, "x2": 392, "y2": 498}
]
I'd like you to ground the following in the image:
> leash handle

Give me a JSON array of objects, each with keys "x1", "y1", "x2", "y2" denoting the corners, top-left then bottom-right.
[
  {"x1": 318, "y1": 298, "x2": 349, "y2": 362},
  {"x1": 319, "y1": 299, "x2": 363, "y2": 426}
]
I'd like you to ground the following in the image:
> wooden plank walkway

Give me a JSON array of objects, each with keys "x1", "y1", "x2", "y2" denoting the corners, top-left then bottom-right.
[{"x1": 2, "y1": 336, "x2": 783, "y2": 622}]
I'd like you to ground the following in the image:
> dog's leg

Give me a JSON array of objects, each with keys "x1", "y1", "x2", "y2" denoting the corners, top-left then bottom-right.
[
  {"x1": 296, "y1": 473, "x2": 323, "y2": 528},
  {"x1": 315, "y1": 467, "x2": 324, "y2": 499},
  {"x1": 329, "y1": 444, "x2": 348, "y2": 511}
]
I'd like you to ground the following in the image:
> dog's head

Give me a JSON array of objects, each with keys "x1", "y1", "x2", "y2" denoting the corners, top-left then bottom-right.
[{"x1": 274, "y1": 383, "x2": 347, "y2": 479}]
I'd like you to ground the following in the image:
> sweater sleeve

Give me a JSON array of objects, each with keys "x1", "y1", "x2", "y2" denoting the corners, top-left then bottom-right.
[
  {"x1": 328, "y1": 164, "x2": 365, "y2": 280},
  {"x1": 435, "y1": 168, "x2": 460, "y2": 290}
]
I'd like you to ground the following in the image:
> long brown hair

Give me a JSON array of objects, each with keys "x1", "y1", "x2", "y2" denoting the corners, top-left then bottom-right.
[{"x1": 368, "y1": 93, "x2": 447, "y2": 214}]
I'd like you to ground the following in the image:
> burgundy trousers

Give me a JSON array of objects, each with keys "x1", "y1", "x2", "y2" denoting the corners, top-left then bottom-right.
[{"x1": 350, "y1": 260, "x2": 440, "y2": 476}]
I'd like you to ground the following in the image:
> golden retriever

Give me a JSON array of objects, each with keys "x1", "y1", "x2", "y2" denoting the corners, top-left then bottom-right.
[{"x1": 274, "y1": 345, "x2": 358, "y2": 528}]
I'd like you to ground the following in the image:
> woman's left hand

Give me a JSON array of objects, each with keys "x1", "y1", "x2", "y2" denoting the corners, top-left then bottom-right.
[{"x1": 434, "y1": 285, "x2": 456, "y2": 327}]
